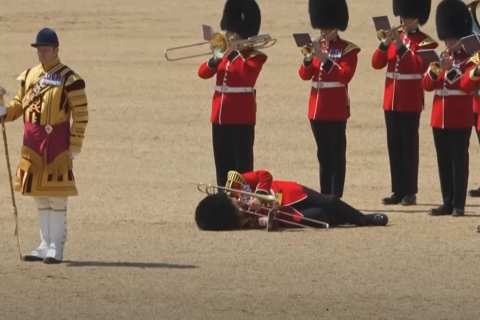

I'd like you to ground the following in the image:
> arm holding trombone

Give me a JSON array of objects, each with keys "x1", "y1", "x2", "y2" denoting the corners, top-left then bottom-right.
[{"x1": 195, "y1": 170, "x2": 389, "y2": 232}]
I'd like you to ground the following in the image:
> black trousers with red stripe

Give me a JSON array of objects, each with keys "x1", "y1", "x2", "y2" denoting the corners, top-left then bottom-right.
[
  {"x1": 309, "y1": 120, "x2": 347, "y2": 198},
  {"x1": 212, "y1": 123, "x2": 255, "y2": 187},
  {"x1": 433, "y1": 127, "x2": 472, "y2": 209},
  {"x1": 384, "y1": 111, "x2": 420, "y2": 197}
]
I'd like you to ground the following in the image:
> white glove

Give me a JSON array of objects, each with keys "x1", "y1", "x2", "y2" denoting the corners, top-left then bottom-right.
[
  {"x1": 69, "y1": 150, "x2": 80, "y2": 159},
  {"x1": 0, "y1": 105, "x2": 6, "y2": 117}
]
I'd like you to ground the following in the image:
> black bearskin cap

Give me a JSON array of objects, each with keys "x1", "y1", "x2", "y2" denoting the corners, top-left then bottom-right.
[
  {"x1": 220, "y1": 0, "x2": 261, "y2": 39},
  {"x1": 309, "y1": 0, "x2": 349, "y2": 31},
  {"x1": 393, "y1": 0, "x2": 431, "y2": 25},
  {"x1": 195, "y1": 193, "x2": 241, "y2": 231},
  {"x1": 436, "y1": 0, "x2": 472, "y2": 40}
]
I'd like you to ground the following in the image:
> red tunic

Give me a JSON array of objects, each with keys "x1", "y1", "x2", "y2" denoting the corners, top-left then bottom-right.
[
  {"x1": 198, "y1": 49, "x2": 267, "y2": 125},
  {"x1": 422, "y1": 50, "x2": 474, "y2": 129},
  {"x1": 459, "y1": 63, "x2": 480, "y2": 129},
  {"x1": 232, "y1": 170, "x2": 308, "y2": 226},
  {"x1": 371, "y1": 30, "x2": 438, "y2": 112},
  {"x1": 298, "y1": 37, "x2": 360, "y2": 121}
]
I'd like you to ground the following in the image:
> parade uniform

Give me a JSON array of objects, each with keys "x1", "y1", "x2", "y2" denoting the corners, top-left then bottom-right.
[
  {"x1": 298, "y1": 0, "x2": 359, "y2": 198},
  {"x1": 371, "y1": 0, "x2": 437, "y2": 205},
  {"x1": 227, "y1": 170, "x2": 383, "y2": 228},
  {"x1": 2, "y1": 28, "x2": 88, "y2": 262},
  {"x1": 197, "y1": 0, "x2": 267, "y2": 188},
  {"x1": 460, "y1": 56, "x2": 480, "y2": 197},
  {"x1": 422, "y1": 0, "x2": 473, "y2": 215}
]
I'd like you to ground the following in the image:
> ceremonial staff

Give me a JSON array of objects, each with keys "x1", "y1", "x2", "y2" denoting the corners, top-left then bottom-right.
[{"x1": 0, "y1": 86, "x2": 23, "y2": 260}]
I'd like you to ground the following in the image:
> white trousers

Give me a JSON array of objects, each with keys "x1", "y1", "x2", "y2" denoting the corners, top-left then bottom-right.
[{"x1": 29, "y1": 197, "x2": 68, "y2": 261}]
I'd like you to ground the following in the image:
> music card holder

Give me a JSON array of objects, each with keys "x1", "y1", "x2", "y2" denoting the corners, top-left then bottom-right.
[
  {"x1": 202, "y1": 24, "x2": 214, "y2": 41},
  {"x1": 293, "y1": 33, "x2": 313, "y2": 47},
  {"x1": 417, "y1": 49, "x2": 441, "y2": 64},
  {"x1": 372, "y1": 16, "x2": 391, "y2": 31},
  {"x1": 461, "y1": 34, "x2": 480, "y2": 54}
]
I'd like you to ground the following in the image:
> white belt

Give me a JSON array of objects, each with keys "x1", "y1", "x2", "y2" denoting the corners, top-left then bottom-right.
[
  {"x1": 386, "y1": 72, "x2": 422, "y2": 80},
  {"x1": 434, "y1": 89, "x2": 467, "y2": 97},
  {"x1": 215, "y1": 86, "x2": 254, "y2": 93},
  {"x1": 311, "y1": 81, "x2": 345, "y2": 89}
]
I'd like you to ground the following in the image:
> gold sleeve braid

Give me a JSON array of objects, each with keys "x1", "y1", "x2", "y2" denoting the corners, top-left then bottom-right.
[
  {"x1": 5, "y1": 69, "x2": 29, "y2": 122},
  {"x1": 65, "y1": 73, "x2": 88, "y2": 153}
]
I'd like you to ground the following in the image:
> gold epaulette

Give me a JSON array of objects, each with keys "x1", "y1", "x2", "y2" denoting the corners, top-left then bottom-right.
[
  {"x1": 418, "y1": 36, "x2": 437, "y2": 47},
  {"x1": 468, "y1": 52, "x2": 480, "y2": 66},
  {"x1": 65, "y1": 71, "x2": 83, "y2": 87},
  {"x1": 343, "y1": 41, "x2": 361, "y2": 55},
  {"x1": 16, "y1": 69, "x2": 29, "y2": 82}
]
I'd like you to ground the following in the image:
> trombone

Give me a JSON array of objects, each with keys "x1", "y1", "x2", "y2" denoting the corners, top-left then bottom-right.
[
  {"x1": 164, "y1": 32, "x2": 277, "y2": 62},
  {"x1": 197, "y1": 183, "x2": 330, "y2": 231},
  {"x1": 376, "y1": 24, "x2": 404, "y2": 41},
  {"x1": 300, "y1": 30, "x2": 336, "y2": 59}
]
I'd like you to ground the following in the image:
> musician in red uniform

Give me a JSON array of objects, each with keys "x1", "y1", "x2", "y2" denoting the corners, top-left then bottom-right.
[
  {"x1": 198, "y1": 0, "x2": 267, "y2": 187},
  {"x1": 195, "y1": 170, "x2": 389, "y2": 231},
  {"x1": 422, "y1": 0, "x2": 474, "y2": 216},
  {"x1": 460, "y1": 45, "x2": 480, "y2": 198},
  {"x1": 372, "y1": 0, "x2": 438, "y2": 206},
  {"x1": 298, "y1": 0, "x2": 359, "y2": 198}
]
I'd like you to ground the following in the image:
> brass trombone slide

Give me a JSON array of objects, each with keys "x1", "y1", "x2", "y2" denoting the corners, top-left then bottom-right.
[
  {"x1": 197, "y1": 183, "x2": 330, "y2": 230},
  {"x1": 164, "y1": 32, "x2": 277, "y2": 62}
]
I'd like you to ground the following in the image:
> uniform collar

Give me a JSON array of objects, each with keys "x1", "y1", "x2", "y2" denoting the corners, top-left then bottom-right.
[
  {"x1": 41, "y1": 56, "x2": 61, "y2": 72},
  {"x1": 406, "y1": 28, "x2": 419, "y2": 35}
]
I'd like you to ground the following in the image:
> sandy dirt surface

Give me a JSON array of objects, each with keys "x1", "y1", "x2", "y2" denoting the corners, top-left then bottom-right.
[{"x1": 1, "y1": 0, "x2": 480, "y2": 319}]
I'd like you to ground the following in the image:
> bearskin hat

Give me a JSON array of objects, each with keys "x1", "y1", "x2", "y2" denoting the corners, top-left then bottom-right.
[
  {"x1": 393, "y1": 0, "x2": 431, "y2": 25},
  {"x1": 195, "y1": 193, "x2": 241, "y2": 231},
  {"x1": 309, "y1": 0, "x2": 349, "y2": 31},
  {"x1": 220, "y1": 0, "x2": 261, "y2": 39},
  {"x1": 436, "y1": 0, "x2": 472, "y2": 40}
]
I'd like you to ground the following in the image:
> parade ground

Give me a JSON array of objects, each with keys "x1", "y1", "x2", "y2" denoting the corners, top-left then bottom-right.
[{"x1": 1, "y1": 0, "x2": 480, "y2": 319}]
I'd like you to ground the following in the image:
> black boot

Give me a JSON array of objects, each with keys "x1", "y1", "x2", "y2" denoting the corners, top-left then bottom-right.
[
  {"x1": 468, "y1": 187, "x2": 480, "y2": 197},
  {"x1": 381, "y1": 194, "x2": 403, "y2": 205},
  {"x1": 452, "y1": 208, "x2": 465, "y2": 217},
  {"x1": 428, "y1": 205, "x2": 453, "y2": 216},
  {"x1": 365, "y1": 213, "x2": 389, "y2": 226},
  {"x1": 401, "y1": 194, "x2": 417, "y2": 206}
]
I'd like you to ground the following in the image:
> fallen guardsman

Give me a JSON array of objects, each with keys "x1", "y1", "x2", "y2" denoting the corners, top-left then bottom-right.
[{"x1": 195, "y1": 170, "x2": 388, "y2": 231}]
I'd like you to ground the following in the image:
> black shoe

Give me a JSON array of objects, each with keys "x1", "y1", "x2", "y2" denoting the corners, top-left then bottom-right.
[
  {"x1": 477, "y1": 225, "x2": 480, "y2": 233},
  {"x1": 22, "y1": 255, "x2": 44, "y2": 262},
  {"x1": 428, "y1": 205, "x2": 453, "y2": 216},
  {"x1": 43, "y1": 257, "x2": 62, "y2": 264},
  {"x1": 401, "y1": 195, "x2": 417, "y2": 206},
  {"x1": 468, "y1": 187, "x2": 480, "y2": 197},
  {"x1": 381, "y1": 194, "x2": 403, "y2": 205},
  {"x1": 365, "y1": 213, "x2": 389, "y2": 226},
  {"x1": 372, "y1": 213, "x2": 389, "y2": 226},
  {"x1": 452, "y1": 208, "x2": 465, "y2": 217}
]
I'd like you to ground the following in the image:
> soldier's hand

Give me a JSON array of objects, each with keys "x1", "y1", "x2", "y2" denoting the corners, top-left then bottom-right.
[
  {"x1": 390, "y1": 29, "x2": 403, "y2": 49},
  {"x1": 248, "y1": 197, "x2": 262, "y2": 211},
  {"x1": 0, "y1": 105, "x2": 6, "y2": 117},
  {"x1": 441, "y1": 59, "x2": 453, "y2": 71},
  {"x1": 313, "y1": 42, "x2": 328, "y2": 63},
  {"x1": 69, "y1": 150, "x2": 80, "y2": 160}
]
